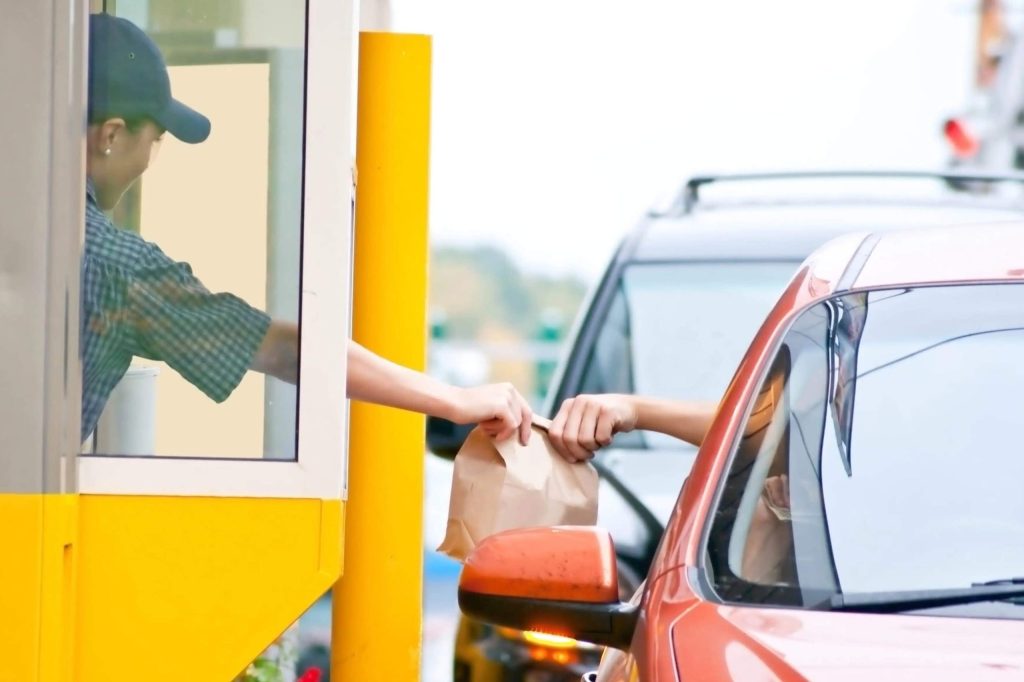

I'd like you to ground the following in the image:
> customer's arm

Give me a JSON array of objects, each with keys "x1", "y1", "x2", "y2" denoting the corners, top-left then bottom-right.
[{"x1": 548, "y1": 393, "x2": 717, "y2": 462}]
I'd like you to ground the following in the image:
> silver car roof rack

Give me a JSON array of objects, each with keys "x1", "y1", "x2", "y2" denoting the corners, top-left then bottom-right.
[{"x1": 678, "y1": 169, "x2": 1024, "y2": 214}]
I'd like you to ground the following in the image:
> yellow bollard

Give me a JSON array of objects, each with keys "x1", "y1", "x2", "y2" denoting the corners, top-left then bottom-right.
[{"x1": 333, "y1": 32, "x2": 432, "y2": 681}]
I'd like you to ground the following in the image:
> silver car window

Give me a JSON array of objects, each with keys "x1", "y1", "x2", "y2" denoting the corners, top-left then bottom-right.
[
  {"x1": 707, "y1": 283, "x2": 1024, "y2": 616},
  {"x1": 579, "y1": 262, "x2": 796, "y2": 449}
]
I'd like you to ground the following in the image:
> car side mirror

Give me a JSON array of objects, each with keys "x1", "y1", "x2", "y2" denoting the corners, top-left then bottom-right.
[
  {"x1": 458, "y1": 526, "x2": 638, "y2": 651},
  {"x1": 425, "y1": 416, "x2": 473, "y2": 460}
]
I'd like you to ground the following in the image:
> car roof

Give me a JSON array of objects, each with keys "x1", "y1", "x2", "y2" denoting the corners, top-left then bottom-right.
[
  {"x1": 629, "y1": 199, "x2": 1024, "y2": 263},
  {"x1": 852, "y1": 222, "x2": 1024, "y2": 289}
]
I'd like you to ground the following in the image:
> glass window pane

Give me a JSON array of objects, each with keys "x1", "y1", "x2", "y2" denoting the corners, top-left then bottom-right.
[
  {"x1": 578, "y1": 262, "x2": 795, "y2": 450},
  {"x1": 82, "y1": 1, "x2": 306, "y2": 460},
  {"x1": 707, "y1": 283, "x2": 1024, "y2": 619}
]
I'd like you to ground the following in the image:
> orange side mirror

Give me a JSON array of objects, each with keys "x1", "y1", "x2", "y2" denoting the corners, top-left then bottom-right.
[
  {"x1": 458, "y1": 526, "x2": 638, "y2": 650},
  {"x1": 461, "y1": 526, "x2": 618, "y2": 603}
]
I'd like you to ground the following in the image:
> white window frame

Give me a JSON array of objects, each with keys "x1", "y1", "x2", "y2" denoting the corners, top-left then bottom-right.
[{"x1": 78, "y1": 0, "x2": 356, "y2": 499}]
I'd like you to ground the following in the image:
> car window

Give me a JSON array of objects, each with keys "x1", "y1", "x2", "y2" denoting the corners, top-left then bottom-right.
[
  {"x1": 577, "y1": 262, "x2": 796, "y2": 449},
  {"x1": 597, "y1": 475, "x2": 655, "y2": 560},
  {"x1": 706, "y1": 283, "x2": 1024, "y2": 615}
]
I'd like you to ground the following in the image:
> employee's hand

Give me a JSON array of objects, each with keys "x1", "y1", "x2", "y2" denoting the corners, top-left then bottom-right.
[
  {"x1": 548, "y1": 394, "x2": 638, "y2": 463},
  {"x1": 451, "y1": 383, "x2": 533, "y2": 446}
]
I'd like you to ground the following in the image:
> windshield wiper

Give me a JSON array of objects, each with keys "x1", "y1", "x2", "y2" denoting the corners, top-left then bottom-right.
[{"x1": 823, "y1": 583, "x2": 1024, "y2": 614}]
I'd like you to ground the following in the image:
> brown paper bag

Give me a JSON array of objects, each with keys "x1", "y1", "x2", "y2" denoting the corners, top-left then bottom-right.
[{"x1": 438, "y1": 415, "x2": 599, "y2": 561}]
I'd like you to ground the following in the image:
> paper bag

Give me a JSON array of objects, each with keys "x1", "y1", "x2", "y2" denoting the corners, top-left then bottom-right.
[{"x1": 438, "y1": 415, "x2": 599, "y2": 561}]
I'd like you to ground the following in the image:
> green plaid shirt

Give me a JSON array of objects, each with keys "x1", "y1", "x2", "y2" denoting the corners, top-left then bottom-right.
[{"x1": 81, "y1": 181, "x2": 271, "y2": 442}]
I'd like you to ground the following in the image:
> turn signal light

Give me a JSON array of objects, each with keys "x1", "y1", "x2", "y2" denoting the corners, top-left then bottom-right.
[{"x1": 522, "y1": 630, "x2": 579, "y2": 649}]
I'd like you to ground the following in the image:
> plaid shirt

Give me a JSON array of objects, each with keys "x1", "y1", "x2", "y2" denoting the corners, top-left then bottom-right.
[{"x1": 81, "y1": 181, "x2": 271, "y2": 441}]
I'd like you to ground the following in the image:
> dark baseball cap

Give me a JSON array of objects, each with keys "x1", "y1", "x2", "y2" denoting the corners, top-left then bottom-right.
[{"x1": 88, "y1": 13, "x2": 211, "y2": 144}]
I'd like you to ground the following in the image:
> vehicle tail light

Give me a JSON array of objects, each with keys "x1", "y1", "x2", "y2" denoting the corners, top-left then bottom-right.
[{"x1": 944, "y1": 118, "x2": 979, "y2": 158}]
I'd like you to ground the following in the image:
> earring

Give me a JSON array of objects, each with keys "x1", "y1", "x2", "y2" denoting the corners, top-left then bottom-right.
[{"x1": 104, "y1": 148, "x2": 112, "y2": 156}]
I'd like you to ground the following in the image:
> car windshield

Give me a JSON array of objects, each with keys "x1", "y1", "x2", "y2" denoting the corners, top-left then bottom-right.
[
  {"x1": 706, "y1": 283, "x2": 1024, "y2": 617},
  {"x1": 578, "y1": 262, "x2": 797, "y2": 449}
]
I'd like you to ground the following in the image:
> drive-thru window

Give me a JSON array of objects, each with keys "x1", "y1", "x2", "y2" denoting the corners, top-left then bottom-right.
[{"x1": 1, "y1": 1, "x2": 358, "y2": 679}]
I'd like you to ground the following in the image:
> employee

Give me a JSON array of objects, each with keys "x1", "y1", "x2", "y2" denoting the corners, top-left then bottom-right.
[{"x1": 84, "y1": 13, "x2": 533, "y2": 448}]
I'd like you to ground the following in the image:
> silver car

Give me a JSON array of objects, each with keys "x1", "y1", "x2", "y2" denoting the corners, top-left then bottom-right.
[{"x1": 430, "y1": 170, "x2": 1024, "y2": 682}]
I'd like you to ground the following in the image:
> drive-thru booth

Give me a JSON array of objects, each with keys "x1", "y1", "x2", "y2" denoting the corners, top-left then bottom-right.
[{"x1": 1, "y1": 1, "x2": 429, "y2": 679}]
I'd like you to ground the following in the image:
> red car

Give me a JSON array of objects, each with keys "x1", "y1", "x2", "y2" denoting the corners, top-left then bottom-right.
[{"x1": 459, "y1": 223, "x2": 1024, "y2": 681}]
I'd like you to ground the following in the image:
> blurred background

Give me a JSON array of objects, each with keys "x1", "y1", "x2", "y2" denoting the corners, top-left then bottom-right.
[
  {"x1": 408, "y1": 0, "x2": 975, "y2": 281},
  {"x1": 315, "y1": 2, "x2": 1021, "y2": 680}
]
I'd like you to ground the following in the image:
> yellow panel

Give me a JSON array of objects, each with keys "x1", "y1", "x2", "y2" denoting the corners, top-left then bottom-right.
[
  {"x1": 0, "y1": 494, "x2": 43, "y2": 681},
  {"x1": 39, "y1": 495, "x2": 77, "y2": 682},
  {"x1": 76, "y1": 495, "x2": 343, "y2": 682}
]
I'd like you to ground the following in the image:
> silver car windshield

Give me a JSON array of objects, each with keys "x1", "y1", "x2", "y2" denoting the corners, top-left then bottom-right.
[
  {"x1": 578, "y1": 262, "x2": 797, "y2": 449},
  {"x1": 707, "y1": 283, "x2": 1024, "y2": 616}
]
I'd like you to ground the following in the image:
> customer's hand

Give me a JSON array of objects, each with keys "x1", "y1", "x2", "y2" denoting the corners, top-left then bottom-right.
[
  {"x1": 450, "y1": 383, "x2": 533, "y2": 446},
  {"x1": 742, "y1": 474, "x2": 793, "y2": 583},
  {"x1": 761, "y1": 474, "x2": 791, "y2": 519},
  {"x1": 548, "y1": 394, "x2": 638, "y2": 463}
]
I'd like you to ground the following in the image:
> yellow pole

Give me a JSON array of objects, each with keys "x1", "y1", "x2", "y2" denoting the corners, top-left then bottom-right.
[{"x1": 333, "y1": 32, "x2": 432, "y2": 681}]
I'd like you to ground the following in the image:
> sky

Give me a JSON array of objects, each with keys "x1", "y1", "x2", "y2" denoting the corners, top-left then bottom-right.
[{"x1": 390, "y1": 0, "x2": 980, "y2": 282}]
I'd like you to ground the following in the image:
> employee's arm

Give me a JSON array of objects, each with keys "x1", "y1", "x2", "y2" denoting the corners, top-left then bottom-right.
[
  {"x1": 251, "y1": 320, "x2": 533, "y2": 444},
  {"x1": 251, "y1": 320, "x2": 299, "y2": 384},
  {"x1": 548, "y1": 393, "x2": 717, "y2": 462}
]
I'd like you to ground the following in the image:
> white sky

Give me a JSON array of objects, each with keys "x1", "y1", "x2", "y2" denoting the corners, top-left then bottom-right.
[{"x1": 390, "y1": 0, "x2": 979, "y2": 281}]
